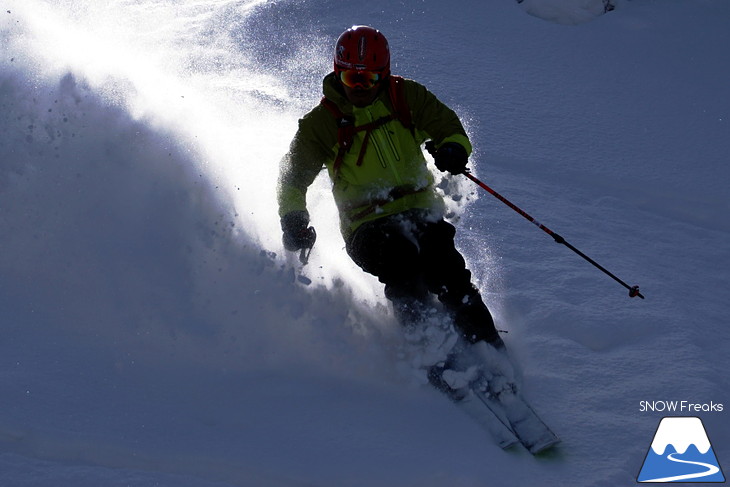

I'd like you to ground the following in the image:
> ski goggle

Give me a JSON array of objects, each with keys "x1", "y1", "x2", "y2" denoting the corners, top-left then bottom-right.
[{"x1": 338, "y1": 69, "x2": 382, "y2": 90}]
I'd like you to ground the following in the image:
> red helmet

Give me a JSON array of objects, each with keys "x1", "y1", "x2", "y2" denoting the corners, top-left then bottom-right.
[{"x1": 334, "y1": 25, "x2": 390, "y2": 78}]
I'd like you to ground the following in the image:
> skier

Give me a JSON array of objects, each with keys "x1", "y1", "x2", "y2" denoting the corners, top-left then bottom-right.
[{"x1": 277, "y1": 25, "x2": 505, "y2": 391}]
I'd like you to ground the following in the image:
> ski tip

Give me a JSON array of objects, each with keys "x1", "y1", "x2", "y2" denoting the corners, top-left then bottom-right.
[
  {"x1": 500, "y1": 438, "x2": 521, "y2": 450},
  {"x1": 529, "y1": 436, "x2": 562, "y2": 456}
]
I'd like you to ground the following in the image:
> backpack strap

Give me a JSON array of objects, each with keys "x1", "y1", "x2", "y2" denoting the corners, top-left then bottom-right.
[
  {"x1": 350, "y1": 114, "x2": 396, "y2": 167},
  {"x1": 320, "y1": 97, "x2": 354, "y2": 175}
]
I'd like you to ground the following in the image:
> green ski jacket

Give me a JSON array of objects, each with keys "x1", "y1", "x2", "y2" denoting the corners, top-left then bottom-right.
[{"x1": 278, "y1": 72, "x2": 472, "y2": 241}]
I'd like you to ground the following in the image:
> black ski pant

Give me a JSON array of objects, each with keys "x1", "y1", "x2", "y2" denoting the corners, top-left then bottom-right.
[{"x1": 346, "y1": 210, "x2": 500, "y2": 345}]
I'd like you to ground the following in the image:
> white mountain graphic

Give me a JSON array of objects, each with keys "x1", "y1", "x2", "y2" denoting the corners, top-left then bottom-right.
[{"x1": 651, "y1": 417, "x2": 711, "y2": 455}]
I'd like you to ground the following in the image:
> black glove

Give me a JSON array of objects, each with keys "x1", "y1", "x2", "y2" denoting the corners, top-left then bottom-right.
[
  {"x1": 433, "y1": 142, "x2": 468, "y2": 175},
  {"x1": 281, "y1": 211, "x2": 316, "y2": 252}
]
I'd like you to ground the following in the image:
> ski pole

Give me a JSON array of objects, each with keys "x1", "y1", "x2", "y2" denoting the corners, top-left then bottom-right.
[{"x1": 462, "y1": 170, "x2": 644, "y2": 299}]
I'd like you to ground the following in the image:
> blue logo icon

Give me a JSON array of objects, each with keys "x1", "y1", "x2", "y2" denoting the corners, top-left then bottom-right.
[{"x1": 638, "y1": 416, "x2": 725, "y2": 483}]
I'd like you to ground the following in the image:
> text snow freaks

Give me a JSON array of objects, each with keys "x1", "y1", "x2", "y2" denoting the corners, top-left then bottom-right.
[{"x1": 640, "y1": 401, "x2": 724, "y2": 413}]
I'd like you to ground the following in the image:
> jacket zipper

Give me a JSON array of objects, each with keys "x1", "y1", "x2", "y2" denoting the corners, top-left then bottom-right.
[
  {"x1": 366, "y1": 107, "x2": 403, "y2": 183},
  {"x1": 384, "y1": 128, "x2": 401, "y2": 162}
]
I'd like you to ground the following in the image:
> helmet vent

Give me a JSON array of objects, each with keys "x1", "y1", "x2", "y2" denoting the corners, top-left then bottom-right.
[{"x1": 358, "y1": 36, "x2": 367, "y2": 61}]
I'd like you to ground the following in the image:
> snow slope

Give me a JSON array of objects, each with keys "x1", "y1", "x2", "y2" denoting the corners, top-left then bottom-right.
[{"x1": 1, "y1": 0, "x2": 728, "y2": 486}]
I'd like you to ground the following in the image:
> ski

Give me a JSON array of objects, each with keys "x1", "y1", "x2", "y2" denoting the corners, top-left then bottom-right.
[
  {"x1": 402, "y1": 316, "x2": 559, "y2": 454},
  {"x1": 458, "y1": 389, "x2": 520, "y2": 449},
  {"x1": 472, "y1": 386, "x2": 560, "y2": 454}
]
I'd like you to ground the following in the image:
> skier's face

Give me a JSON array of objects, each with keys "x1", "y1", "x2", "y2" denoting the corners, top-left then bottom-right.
[{"x1": 343, "y1": 84, "x2": 381, "y2": 107}]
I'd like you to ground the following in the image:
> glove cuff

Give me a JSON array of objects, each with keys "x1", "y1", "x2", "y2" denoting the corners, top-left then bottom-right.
[{"x1": 281, "y1": 210, "x2": 310, "y2": 233}]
